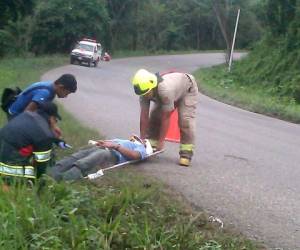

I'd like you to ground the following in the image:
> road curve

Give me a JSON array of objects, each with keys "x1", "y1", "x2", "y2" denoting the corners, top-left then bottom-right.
[{"x1": 43, "y1": 53, "x2": 300, "y2": 250}]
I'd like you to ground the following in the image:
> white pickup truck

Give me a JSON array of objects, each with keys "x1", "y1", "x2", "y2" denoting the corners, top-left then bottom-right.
[{"x1": 70, "y1": 39, "x2": 102, "y2": 67}]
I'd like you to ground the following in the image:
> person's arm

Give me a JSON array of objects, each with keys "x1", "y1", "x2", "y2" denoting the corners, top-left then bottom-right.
[
  {"x1": 48, "y1": 115, "x2": 62, "y2": 138},
  {"x1": 26, "y1": 89, "x2": 51, "y2": 112},
  {"x1": 156, "y1": 111, "x2": 172, "y2": 151},
  {"x1": 140, "y1": 105, "x2": 150, "y2": 140},
  {"x1": 97, "y1": 140, "x2": 141, "y2": 160},
  {"x1": 25, "y1": 101, "x2": 38, "y2": 112}
]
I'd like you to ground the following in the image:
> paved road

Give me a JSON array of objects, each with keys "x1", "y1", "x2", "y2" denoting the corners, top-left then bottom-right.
[{"x1": 43, "y1": 53, "x2": 300, "y2": 250}]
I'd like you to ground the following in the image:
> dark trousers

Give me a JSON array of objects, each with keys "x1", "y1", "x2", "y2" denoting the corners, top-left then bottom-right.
[
  {"x1": 50, "y1": 146, "x2": 118, "y2": 181},
  {"x1": 0, "y1": 139, "x2": 47, "y2": 184}
]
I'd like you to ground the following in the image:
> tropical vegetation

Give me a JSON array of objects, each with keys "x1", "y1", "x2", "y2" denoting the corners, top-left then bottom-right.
[
  {"x1": 199, "y1": 0, "x2": 300, "y2": 123},
  {"x1": 0, "y1": 0, "x2": 262, "y2": 56}
]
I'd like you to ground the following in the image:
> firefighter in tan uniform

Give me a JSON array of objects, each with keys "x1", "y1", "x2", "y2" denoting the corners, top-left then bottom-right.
[{"x1": 132, "y1": 69, "x2": 199, "y2": 166}]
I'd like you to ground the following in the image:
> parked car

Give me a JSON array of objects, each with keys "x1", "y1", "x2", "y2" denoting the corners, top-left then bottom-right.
[{"x1": 70, "y1": 38, "x2": 102, "y2": 67}]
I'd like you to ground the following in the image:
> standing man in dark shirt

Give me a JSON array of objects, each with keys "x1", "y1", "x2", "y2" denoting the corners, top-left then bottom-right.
[{"x1": 0, "y1": 102, "x2": 64, "y2": 184}]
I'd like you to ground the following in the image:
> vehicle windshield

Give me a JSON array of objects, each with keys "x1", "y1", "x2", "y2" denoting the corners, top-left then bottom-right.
[{"x1": 76, "y1": 44, "x2": 94, "y2": 52}]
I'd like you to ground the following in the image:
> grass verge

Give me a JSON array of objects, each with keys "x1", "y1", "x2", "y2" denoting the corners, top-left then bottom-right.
[
  {"x1": 0, "y1": 56, "x2": 263, "y2": 249},
  {"x1": 196, "y1": 64, "x2": 300, "y2": 123},
  {"x1": 0, "y1": 170, "x2": 261, "y2": 249}
]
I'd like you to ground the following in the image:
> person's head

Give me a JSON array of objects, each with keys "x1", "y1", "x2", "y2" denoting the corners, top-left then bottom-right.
[
  {"x1": 130, "y1": 135, "x2": 153, "y2": 155},
  {"x1": 54, "y1": 74, "x2": 77, "y2": 98},
  {"x1": 132, "y1": 69, "x2": 157, "y2": 97},
  {"x1": 38, "y1": 102, "x2": 61, "y2": 121}
]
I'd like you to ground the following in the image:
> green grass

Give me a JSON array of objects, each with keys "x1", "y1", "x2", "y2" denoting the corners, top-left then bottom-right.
[
  {"x1": 0, "y1": 55, "x2": 263, "y2": 249},
  {"x1": 196, "y1": 38, "x2": 300, "y2": 123},
  {"x1": 0, "y1": 171, "x2": 260, "y2": 250},
  {"x1": 196, "y1": 63, "x2": 300, "y2": 123}
]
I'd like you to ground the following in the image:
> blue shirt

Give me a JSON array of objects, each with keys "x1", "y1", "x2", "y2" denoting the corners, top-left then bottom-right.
[
  {"x1": 9, "y1": 81, "x2": 55, "y2": 115},
  {"x1": 111, "y1": 139, "x2": 147, "y2": 163}
]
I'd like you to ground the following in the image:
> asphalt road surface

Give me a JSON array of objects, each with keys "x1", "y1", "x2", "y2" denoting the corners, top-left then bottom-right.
[{"x1": 43, "y1": 53, "x2": 300, "y2": 250}]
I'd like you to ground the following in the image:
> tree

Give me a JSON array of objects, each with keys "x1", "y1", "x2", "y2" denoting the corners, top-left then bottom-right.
[
  {"x1": 0, "y1": 0, "x2": 34, "y2": 28},
  {"x1": 31, "y1": 0, "x2": 109, "y2": 54},
  {"x1": 0, "y1": 17, "x2": 33, "y2": 55},
  {"x1": 209, "y1": 0, "x2": 262, "y2": 62},
  {"x1": 0, "y1": 0, "x2": 34, "y2": 56},
  {"x1": 265, "y1": 0, "x2": 297, "y2": 36},
  {"x1": 0, "y1": 0, "x2": 263, "y2": 56},
  {"x1": 182, "y1": 0, "x2": 221, "y2": 50},
  {"x1": 211, "y1": 0, "x2": 232, "y2": 61}
]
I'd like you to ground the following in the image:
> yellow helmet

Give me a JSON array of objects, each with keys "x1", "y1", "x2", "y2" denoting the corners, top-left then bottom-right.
[{"x1": 132, "y1": 69, "x2": 157, "y2": 95}]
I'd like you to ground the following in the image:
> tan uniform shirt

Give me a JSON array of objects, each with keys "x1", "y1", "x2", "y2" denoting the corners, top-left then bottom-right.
[{"x1": 140, "y1": 73, "x2": 194, "y2": 111}]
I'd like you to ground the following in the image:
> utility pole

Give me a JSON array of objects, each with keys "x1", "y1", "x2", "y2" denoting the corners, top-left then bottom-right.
[
  {"x1": 212, "y1": 0, "x2": 231, "y2": 64},
  {"x1": 228, "y1": 8, "x2": 240, "y2": 72}
]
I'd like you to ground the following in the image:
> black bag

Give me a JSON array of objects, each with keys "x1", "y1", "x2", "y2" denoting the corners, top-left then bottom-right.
[{"x1": 1, "y1": 87, "x2": 22, "y2": 113}]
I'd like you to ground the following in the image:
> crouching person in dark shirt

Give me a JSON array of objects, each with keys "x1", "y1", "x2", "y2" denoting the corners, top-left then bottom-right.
[
  {"x1": 0, "y1": 102, "x2": 64, "y2": 186},
  {"x1": 50, "y1": 136, "x2": 153, "y2": 181}
]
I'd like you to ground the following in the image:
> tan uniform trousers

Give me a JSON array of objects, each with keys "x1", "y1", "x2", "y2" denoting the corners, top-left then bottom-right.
[{"x1": 148, "y1": 75, "x2": 199, "y2": 159}]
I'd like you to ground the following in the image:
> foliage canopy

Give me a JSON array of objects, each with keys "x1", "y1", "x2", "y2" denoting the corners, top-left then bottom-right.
[{"x1": 0, "y1": 0, "x2": 262, "y2": 56}]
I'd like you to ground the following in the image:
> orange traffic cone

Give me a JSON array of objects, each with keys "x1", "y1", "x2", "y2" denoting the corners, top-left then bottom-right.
[{"x1": 165, "y1": 109, "x2": 180, "y2": 143}]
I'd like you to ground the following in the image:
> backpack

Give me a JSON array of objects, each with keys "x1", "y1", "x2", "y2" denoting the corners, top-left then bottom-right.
[{"x1": 1, "y1": 87, "x2": 22, "y2": 113}]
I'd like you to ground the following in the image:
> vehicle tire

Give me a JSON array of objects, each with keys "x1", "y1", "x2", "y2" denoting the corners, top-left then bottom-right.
[{"x1": 70, "y1": 58, "x2": 74, "y2": 64}]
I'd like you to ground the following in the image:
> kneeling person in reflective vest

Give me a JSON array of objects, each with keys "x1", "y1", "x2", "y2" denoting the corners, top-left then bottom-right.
[
  {"x1": 0, "y1": 102, "x2": 63, "y2": 182},
  {"x1": 51, "y1": 136, "x2": 153, "y2": 181}
]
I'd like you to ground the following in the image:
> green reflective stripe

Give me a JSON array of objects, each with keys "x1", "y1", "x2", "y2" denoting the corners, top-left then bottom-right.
[
  {"x1": 180, "y1": 144, "x2": 194, "y2": 151},
  {"x1": 0, "y1": 162, "x2": 36, "y2": 179},
  {"x1": 33, "y1": 149, "x2": 51, "y2": 162}
]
